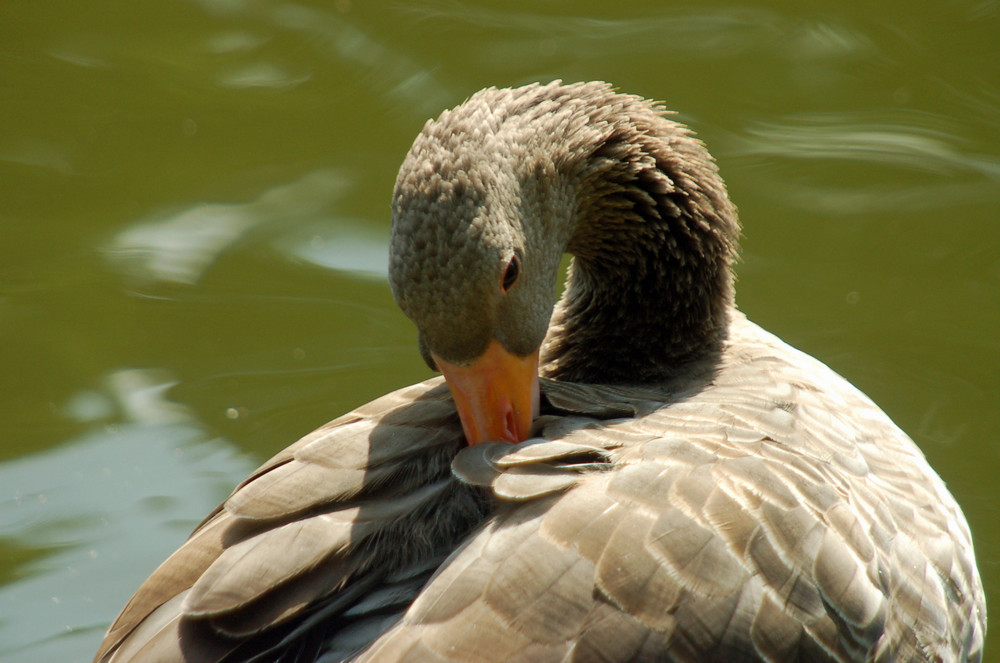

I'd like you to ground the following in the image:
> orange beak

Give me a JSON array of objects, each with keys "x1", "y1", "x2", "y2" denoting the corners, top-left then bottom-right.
[{"x1": 433, "y1": 340, "x2": 540, "y2": 445}]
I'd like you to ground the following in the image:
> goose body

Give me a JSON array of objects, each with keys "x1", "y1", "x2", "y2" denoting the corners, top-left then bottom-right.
[{"x1": 95, "y1": 81, "x2": 985, "y2": 663}]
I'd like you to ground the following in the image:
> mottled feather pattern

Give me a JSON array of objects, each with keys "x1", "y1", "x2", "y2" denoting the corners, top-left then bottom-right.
[
  {"x1": 97, "y1": 381, "x2": 490, "y2": 662},
  {"x1": 356, "y1": 313, "x2": 983, "y2": 662}
]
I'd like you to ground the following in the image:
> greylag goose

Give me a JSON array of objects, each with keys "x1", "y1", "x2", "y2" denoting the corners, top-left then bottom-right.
[{"x1": 95, "y1": 81, "x2": 986, "y2": 663}]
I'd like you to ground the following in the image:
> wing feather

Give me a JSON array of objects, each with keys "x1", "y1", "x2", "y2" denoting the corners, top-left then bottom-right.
[{"x1": 97, "y1": 316, "x2": 985, "y2": 663}]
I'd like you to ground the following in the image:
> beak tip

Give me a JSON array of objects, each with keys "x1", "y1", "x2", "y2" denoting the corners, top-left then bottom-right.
[{"x1": 434, "y1": 342, "x2": 540, "y2": 447}]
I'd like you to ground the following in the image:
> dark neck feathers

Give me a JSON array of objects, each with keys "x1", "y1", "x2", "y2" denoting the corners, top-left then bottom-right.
[{"x1": 538, "y1": 86, "x2": 740, "y2": 384}]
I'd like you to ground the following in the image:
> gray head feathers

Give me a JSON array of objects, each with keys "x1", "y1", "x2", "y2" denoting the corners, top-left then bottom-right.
[{"x1": 389, "y1": 81, "x2": 740, "y2": 382}]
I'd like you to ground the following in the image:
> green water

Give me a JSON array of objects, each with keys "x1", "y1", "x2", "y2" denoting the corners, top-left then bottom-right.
[{"x1": 2, "y1": 1, "x2": 998, "y2": 660}]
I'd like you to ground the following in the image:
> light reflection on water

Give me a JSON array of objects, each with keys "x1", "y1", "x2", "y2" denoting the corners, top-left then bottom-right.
[
  {"x1": 741, "y1": 112, "x2": 997, "y2": 176},
  {"x1": 105, "y1": 169, "x2": 353, "y2": 285},
  {"x1": 191, "y1": 0, "x2": 456, "y2": 115},
  {"x1": 0, "y1": 370, "x2": 253, "y2": 661},
  {"x1": 2, "y1": 0, "x2": 998, "y2": 661},
  {"x1": 729, "y1": 110, "x2": 1000, "y2": 214}
]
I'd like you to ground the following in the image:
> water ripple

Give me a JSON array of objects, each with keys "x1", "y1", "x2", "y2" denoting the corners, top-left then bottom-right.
[
  {"x1": 729, "y1": 111, "x2": 1000, "y2": 214},
  {"x1": 105, "y1": 169, "x2": 350, "y2": 285},
  {"x1": 217, "y1": 61, "x2": 312, "y2": 89},
  {"x1": 191, "y1": 0, "x2": 454, "y2": 116},
  {"x1": 740, "y1": 112, "x2": 1000, "y2": 177},
  {"x1": 401, "y1": 3, "x2": 876, "y2": 65}
]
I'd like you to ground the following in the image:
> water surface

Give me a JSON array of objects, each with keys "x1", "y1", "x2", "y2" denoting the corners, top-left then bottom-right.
[{"x1": 2, "y1": 1, "x2": 998, "y2": 660}]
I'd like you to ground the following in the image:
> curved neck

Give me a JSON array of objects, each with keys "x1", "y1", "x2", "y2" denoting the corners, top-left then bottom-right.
[{"x1": 540, "y1": 125, "x2": 739, "y2": 385}]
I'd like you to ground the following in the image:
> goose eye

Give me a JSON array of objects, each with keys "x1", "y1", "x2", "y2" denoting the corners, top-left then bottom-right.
[{"x1": 501, "y1": 255, "x2": 520, "y2": 293}]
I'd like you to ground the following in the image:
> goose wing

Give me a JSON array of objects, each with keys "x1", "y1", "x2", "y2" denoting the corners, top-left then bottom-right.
[
  {"x1": 356, "y1": 316, "x2": 985, "y2": 663},
  {"x1": 95, "y1": 379, "x2": 488, "y2": 663}
]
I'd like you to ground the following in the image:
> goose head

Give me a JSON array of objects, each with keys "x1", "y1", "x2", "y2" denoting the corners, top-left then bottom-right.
[{"x1": 388, "y1": 81, "x2": 740, "y2": 445}]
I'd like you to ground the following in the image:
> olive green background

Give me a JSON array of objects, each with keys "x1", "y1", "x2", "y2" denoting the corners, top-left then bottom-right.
[{"x1": 2, "y1": 1, "x2": 998, "y2": 660}]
